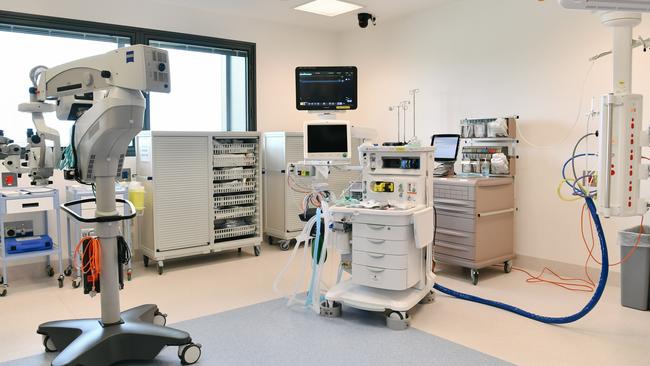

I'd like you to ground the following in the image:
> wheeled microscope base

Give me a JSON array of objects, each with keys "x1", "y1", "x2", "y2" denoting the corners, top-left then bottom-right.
[{"x1": 37, "y1": 304, "x2": 201, "y2": 366}]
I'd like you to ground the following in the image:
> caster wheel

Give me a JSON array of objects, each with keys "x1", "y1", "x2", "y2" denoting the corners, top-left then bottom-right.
[
  {"x1": 72, "y1": 278, "x2": 81, "y2": 289},
  {"x1": 64, "y1": 266, "x2": 73, "y2": 277},
  {"x1": 158, "y1": 263, "x2": 164, "y2": 275},
  {"x1": 386, "y1": 311, "x2": 410, "y2": 330},
  {"x1": 320, "y1": 300, "x2": 342, "y2": 318},
  {"x1": 178, "y1": 343, "x2": 202, "y2": 365},
  {"x1": 254, "y1": 245, "x2": 261, "y2": 257},
  {"x1": 43, "y1": 335, "x2": 57, "y2": 352},
  {"x1": 279, "y1": 240, "x2": 291, "y2": 251},
  {"x1": 470, "y1": 269, "x2": 479, "y2": 286},
  {"x1": 504, "y1": 260, "x2": 513, "y2": 274},
  {"x1": 153, "y1": 311, "x2": 168, "y2": 326},
  {"x1": 46, "y1": 265, "x2": 55, "y2": 277},
  {"x1": 127, "y1": 269, "x2": 133, "y2": 281},
  {"x1": 0, "y1": 287, "x2": 7, "y2": 297},
  {"x1": 419, "y1": 291, "x2": 436, "y2": 304},
  {"x1": 267, "y1": 236, "x2": 274, "y2": 245},
  {"x1": 143, "y1": 255, "x2": 150, "y2": 267},
  {"x1": 57, "y1": 275, "x2": 64, "y2": 288}
]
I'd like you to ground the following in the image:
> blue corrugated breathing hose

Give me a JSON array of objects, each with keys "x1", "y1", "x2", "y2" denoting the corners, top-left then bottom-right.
[{"x1": 433, "y1": 196, "x2": 608, "y2": 324}]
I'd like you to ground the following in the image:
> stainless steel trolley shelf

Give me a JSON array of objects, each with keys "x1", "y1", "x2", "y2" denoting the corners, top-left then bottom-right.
[
  {"x1": 214, "y1": 224, "x2": 257, "y2": 240},
  {"x1": 214, "y1": 206, "x2": 257, "y2": 220},
  {"x1": 214, "y1": 193, "x2": 257, "y2": 207},
  {"x1": 213, "y1": 181, "x2": 256, "y2": 194},
  {"x1": 213, "y1": 155, "x2": 257, "y2": 168},
  {"x1": 213, "y1": 168, "x2": 256, "y2": 181}
]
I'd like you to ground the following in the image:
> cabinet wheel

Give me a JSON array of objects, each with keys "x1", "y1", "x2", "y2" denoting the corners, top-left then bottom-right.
[
  {"x1": 470, "y1": 269, "x2": 479, "y2": 286},
  {"x1": 254, "y1": 245, "x2": 261, "y2": 256},
  {"x1": 158, "y1": 263, "x2": 164, "y2": 275},
  {"x1": 143, "y1": 255, "x2": 150, "y2": 267},
  {"x1": 504, "y1": 260, "x2": 513, "y2": 274},
  {"x1": 46, "y1": 265, "x2": 55, "y2": 277},
  {"x1": 64, "y1": 266, "x2": 73, "y2": 277}
]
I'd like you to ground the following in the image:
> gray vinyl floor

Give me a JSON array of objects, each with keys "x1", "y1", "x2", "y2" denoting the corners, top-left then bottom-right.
[{"x1": 1, "y1": 297, "x2": 510, "y2": 366}]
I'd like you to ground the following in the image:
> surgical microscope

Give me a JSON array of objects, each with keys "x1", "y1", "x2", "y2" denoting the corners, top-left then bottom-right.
[
  {"x1": 22, "y1": 45, "x2": 201, "y2": 366},
  {"x1": 1, "y1": 66, "x2": 62, "y2": 186}
]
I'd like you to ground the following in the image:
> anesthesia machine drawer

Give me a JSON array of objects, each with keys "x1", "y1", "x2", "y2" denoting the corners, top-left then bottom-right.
[
  {"x1": 352, "y1": 250, "x2": 409, "y2": 270},
  {"x1": 353, "y1": 223, "x2": 413, "y2": 241},
  {"x1": 352, "y1": 237, "x2": 411, "y2": 256},
  {"x1": 352, "y1": 263, "x2": 410, "y2": 291}
]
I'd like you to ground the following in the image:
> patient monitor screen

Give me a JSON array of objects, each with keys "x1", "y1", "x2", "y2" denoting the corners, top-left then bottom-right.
[
  {"x1": 296, "y1": 67, "x2": 357, "y2": 110},
  {"x1": 306, "y1": 124, "x2": 348, "y2": 153}
]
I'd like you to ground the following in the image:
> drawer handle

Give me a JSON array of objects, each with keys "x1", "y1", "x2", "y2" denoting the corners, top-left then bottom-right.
[
  {"x1": 366, "y1": 224, "x2": 386, "y2": 230},
  {"x1": 436, "y1": 229, "x2": 470, "y2": 238},
  {"x1": 367, "y1": 267, "x2": 385, "y2": 273},
  {"x1": 434, "y1": 198, "x2": 472, "y2": 207},
  {"x1": 436, "y1": 205, "x2": 473, "y2": 213},
  {"x1": 368, "y1": 238, "x2": 386, "y2": 244},
  {"x1": 477, "y1": 208, "x2": 515, "y2": 218},
  {"x1": 22, "y1": 202, "x2": 40, "y2": 208},
  {"x1": 435, "y1": 241, "x2": 471, "y2": 252},
  {"x1": 367, "y1": 253, "x2": 385, "y2": 259}
]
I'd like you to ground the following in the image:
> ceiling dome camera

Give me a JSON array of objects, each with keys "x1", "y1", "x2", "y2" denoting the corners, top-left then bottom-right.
[{"x1": 357, "y1": 13, "x2": 376, "y2": 28}]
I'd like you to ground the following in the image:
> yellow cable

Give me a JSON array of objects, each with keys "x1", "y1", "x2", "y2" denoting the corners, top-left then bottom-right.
[{"x1": 557, "y1": 179, "x2": 583, "y2": 202}]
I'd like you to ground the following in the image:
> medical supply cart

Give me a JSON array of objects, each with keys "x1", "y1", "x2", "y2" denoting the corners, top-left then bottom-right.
[
  {"x1": 0, "y1": 187, "x2": 64, "y2": 296},
  {"x1": 262, "y1": 132, "x2": 362, "y2": 250},
  {"x1": 136, "y1": 131, "x2": 263, "y2": 275},
  {"x1": 433, "y1": 177, "x2": 515, "y2": 285},
  {"x1": 65, "y1": 185, "x2": 132, "y2": 288}
]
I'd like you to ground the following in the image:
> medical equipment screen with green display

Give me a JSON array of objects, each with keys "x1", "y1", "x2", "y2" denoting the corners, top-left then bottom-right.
[{"x1": 296, "y1": 66, "x2": 357, "y2": 110}]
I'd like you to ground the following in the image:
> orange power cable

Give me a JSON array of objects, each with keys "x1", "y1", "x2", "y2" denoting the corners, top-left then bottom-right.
[{"x1": 73, "y1": 236, "x2": 102, "y2": 291}]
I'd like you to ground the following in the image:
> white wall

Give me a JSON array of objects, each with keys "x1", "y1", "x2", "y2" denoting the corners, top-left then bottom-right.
[
  {"x1": 337, "y1": 0, "x2": 650, "y2": 271},
  {"x1": 0, "y1": 0, "x2": 338, "y2": 266}
]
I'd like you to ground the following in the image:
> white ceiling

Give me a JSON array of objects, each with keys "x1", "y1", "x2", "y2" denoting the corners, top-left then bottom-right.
[{"x1": 151, "y1": 0, "x2": 451, "y2": 32}]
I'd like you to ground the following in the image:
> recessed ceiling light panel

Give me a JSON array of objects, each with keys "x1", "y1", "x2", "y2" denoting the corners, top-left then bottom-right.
[{"x1": 294, "y1": 0, "x2": 363, "y2": 17}]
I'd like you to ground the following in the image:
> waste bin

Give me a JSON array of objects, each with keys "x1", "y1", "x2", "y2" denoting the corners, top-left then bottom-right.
[{"x1": 618, "y1": 226, "x2": 650, "y2": 310}]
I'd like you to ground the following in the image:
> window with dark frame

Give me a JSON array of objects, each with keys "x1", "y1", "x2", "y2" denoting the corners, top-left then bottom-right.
[{"x1": 0, "y1": 11, "x2": 257, "y2": 157}]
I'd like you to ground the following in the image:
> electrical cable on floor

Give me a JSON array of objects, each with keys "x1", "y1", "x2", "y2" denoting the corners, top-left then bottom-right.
[{"x1": 433, "y1": 196, "x2": 609, "y2": 324}]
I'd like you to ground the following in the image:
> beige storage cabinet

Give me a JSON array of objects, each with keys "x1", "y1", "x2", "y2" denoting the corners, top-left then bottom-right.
[{"x1": 433, "y1": 177, "x2": 514, "y2": 285}]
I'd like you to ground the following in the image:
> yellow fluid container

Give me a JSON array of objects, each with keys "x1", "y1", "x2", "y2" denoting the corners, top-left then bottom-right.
[{"x1": 128, "y1": 182, "x2": 145, "y2": 211}]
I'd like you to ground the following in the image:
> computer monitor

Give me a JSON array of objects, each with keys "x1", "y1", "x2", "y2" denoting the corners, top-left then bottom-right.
[
  {"x1": 304, "y1": 120, "x2": 352, "y2": 162},
  {"x1": 431, "y1": 134, "x2": 461, "y2": 162},
  {"x1": 296, "y1": 66, "x2": 357, "y2": 111}
]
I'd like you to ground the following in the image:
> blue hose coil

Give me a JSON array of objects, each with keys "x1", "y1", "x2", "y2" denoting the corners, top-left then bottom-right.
[{"x1": 433, "y1": 196, "x2": 608, "y2": 324}]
